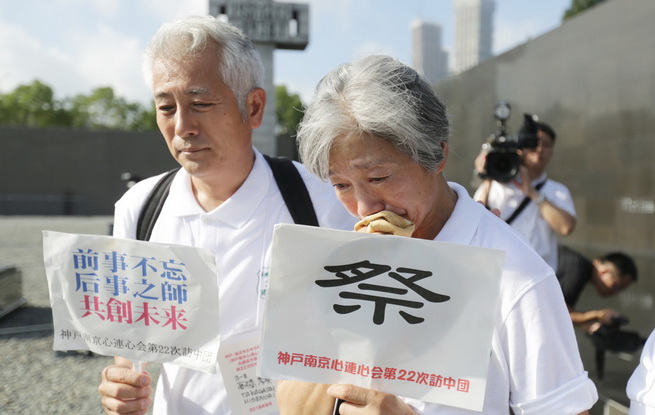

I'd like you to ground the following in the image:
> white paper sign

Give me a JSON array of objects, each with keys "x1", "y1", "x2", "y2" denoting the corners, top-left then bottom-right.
[
  {"x1": 43, "y1": 231, "x2": 221, "y2": 373},
  {"x1": 259, "y1": 224, "x2": 504, "y2": 412},
  {"x1": 218, "y1": 329, "x2": 279, "y2": 415}
]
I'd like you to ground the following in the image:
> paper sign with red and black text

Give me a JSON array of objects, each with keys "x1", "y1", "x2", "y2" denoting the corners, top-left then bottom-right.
[
  {"x1": 43, "y1": 231, "x2": 220, "y2": 373},
  {"x1": 259, "y1": 224, "x2": 504, "y2": 412}
]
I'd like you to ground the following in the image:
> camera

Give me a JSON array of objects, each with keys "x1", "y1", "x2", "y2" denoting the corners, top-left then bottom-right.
[
  {"x1": 590, "y1": 315, "x2": 644, "y2": 355},
  {"x1": 480, "y1": 102, "x2": 540, "y2": 183},
  {"x1": 588, "y1": 314, "x2": 646, "y2": 379}
]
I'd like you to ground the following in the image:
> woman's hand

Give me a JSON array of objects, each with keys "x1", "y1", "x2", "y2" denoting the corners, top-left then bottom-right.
[
  {"x1": 328, "y1": 384, "x2": 418, "y2": 415},
  {"x1": 276, "y1": 380, "x2": 335, "y2": 415}
]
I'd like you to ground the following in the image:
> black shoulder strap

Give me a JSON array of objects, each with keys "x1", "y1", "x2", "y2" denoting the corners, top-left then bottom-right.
[
  {"x1": 505, "y1": 179, "x2": 547, "y2": 225},
  {"x1": 264, "y1": 154, "x2": 319, "y2": 227},
  {"x1": 135, "y1": 156, "x2": 319, "y2": 241},
  {"x1": 136, "y1": 168, "x2": 179, "y2": 241}
]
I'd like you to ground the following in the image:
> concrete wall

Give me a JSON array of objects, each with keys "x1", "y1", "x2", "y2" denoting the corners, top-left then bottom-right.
[
  {"x1": 0, "y1": 127, "x2": 178, "y2": 215},
  {"x1": 0, "y1": 127, "x2": 299, "y2": 216},
  {"x1": 436, "y1": 0, "x2": 655, "y2": 336}
]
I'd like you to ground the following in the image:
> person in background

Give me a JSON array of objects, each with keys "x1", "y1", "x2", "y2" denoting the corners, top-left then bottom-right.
[
  {"x1": 474, "y1": 119, "x2": 576, "y2": 271},
  {"x1": 556, "y1": 245, "x2": 637, "y2": 332},
  {"x1": 276, "y1": 54, "x2": 597, "y2": 414},
  {"x1": 97, "y1": 16, "x2": 355, "y2": 415},
  {"x1": 627, "y1": 328, "x2": 655, "y2": 414}
]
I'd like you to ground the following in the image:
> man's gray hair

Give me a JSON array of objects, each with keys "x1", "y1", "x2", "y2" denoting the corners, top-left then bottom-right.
[
  {"x1": 143, "y1": 15, "x2": 264, "y2": 118},
  {"x1": 297, "y1": 54, "x2": 450, "y2": 180}
]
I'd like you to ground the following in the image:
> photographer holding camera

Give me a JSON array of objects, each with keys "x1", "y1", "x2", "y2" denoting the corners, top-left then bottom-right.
[{"x1": 474, "y1": 102, "x2": 576, "y2": 271}]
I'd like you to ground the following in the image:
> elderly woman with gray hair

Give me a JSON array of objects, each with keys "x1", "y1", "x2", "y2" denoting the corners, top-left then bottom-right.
[{"x1": 276, "y1": 55, "x2": 597, "y2": 414}]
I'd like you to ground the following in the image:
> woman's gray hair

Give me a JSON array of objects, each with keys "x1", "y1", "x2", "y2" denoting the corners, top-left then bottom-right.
[
  {"x1": 143, "y1": 15, "x2": 264, "y2": 118},
  {"x1": 297, "y1": 54, "x2": 450, "y2": 180}
]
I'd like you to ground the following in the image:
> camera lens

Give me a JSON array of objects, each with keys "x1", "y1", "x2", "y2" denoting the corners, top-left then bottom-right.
[{"x1": 485, "y1": 151, "x2": 520, "y2": 183}]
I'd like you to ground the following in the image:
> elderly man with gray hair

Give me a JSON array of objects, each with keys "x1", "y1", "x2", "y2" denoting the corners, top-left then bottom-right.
[{"x1": 97, "y1": 15, "x2": 355, "y2": 415}]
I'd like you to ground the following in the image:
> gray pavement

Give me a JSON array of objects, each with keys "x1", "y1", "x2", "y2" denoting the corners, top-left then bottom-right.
[{"x1": 0, "y1": 216, "x2": 159, "y2": 415}]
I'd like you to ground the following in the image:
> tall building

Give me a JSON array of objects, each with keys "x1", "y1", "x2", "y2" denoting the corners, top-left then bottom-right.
[
  {"x1": 454, "y1": 0, "x2": 495, "y2": 73},
  {"x1": 411, "y1": 19, "x2": 449, "y2": 85}
]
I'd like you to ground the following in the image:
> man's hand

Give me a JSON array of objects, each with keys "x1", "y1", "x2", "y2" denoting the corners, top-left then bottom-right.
[
  {"x1": 98, "y1": 358, "x2": 152, "y2": 415},
  {"x1": 594, "y1": 308, "x2": 621, "y2": 325},
  {"x1": 513, "y1": 165, "x2": 576, "y2": 235},
  {"x1": 570, "y1": 308, "x2": 621, "y2": 331},
  {"x1": 512, "y1": 165, "x2": 532, "y2": 196},
  {"x1": 474, "y1": 150, "x2": 488, "y2": 176},
  {"x1": 327, "y1": 384, "x2": 418, "y2": 415}
]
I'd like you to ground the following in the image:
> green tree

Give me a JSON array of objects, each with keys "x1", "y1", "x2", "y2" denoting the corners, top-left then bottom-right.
[
  {"x1": 68, "y1": 87, "x2": 151, "y2": 130},
  {"x1": 563, "y1": 0, "x2": 606, "y2": 21},
  {"x1": 275, "y1": 85, "x2": 304, "y2": 135},
  {"x1": 0, "y1": 80, "x2": 71, "y2": 127},
  {"x1": 131, "y1": 101, "x2": 158, "y2": 131},
  {"x1": 0, "y1": 81, "x2": 157, "y2": 131}
]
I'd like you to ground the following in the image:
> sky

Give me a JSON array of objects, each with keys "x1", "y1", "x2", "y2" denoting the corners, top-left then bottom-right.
[{"x1": 0, "y1": 0, "x2": 572, "y2": 105}]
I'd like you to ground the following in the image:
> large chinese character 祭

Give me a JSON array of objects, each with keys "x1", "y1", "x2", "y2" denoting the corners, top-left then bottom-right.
[
  {"x1": 276, "y1": 55, "x2": 597, "y2": 414},
  {"x1": 317, "y1": 260, "x2": 450, "y2": 325}
]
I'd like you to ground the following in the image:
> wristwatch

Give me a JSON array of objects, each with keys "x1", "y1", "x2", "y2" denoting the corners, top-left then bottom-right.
[{"x1": 534, "y1": 192, "x2": 546, "y2": 205}]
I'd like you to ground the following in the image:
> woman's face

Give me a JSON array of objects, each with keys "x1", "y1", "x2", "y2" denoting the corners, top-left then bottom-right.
[{"x1": 327, "y1": 134, "x2": 448, "y2": 240}]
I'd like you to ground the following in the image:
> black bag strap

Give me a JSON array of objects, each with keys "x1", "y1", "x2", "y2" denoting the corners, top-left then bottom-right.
[
  {"x1": 263, "y1": 154, "x2": 319, "y2": 227},
  {"x1": 136, "y1": 168, "x2": 179, "y2": 241},
  {"x1": 136, "y1": 156, "x2": 319, "y2": 241},
  {"x1": 505, "y1": 179, "x2": 547, "y2": 225}
]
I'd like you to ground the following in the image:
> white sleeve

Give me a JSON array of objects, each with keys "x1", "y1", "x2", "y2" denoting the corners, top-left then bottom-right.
[
  {"x1": 544, "y1": 181, "x2": 576, "y2": 217},
  {"x1": 506, "y1": 274, "x2": 597, "y2": 414},
  {"x1": 628, "y1": 329, "x2": 655, "y2": 414}
]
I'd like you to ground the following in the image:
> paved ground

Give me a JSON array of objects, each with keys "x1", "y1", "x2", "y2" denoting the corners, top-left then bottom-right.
[{"x1": 0, "y1": 216, "x2": 159, "y2": 415}]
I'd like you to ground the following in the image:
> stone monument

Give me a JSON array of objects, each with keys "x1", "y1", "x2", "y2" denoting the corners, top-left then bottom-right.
[{"x1": 209, "y1": 0, "x2": 309, "y2": 156}]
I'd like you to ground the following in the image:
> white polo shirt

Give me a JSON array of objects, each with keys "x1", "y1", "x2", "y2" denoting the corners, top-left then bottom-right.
[
  {"x1": 404, "y1": 183, "x2": 596, "y2": 414},
  {"x1": 474, "y1": 174, "x2": 576, "y2": 270},
  {"x1": 627, "y1": 329, "x2": 655, "y2": 414},
  {"x1": 112, "y1": 149, "x2": 356, "y2": 415}
]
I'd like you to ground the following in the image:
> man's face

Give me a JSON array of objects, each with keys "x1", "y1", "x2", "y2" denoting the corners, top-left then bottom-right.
[
  {"x1": 594, "y1": 261, "x2": 633, "y2": 297},
  {"x1": 151, "y1": 46, "x2": 259, "y2": 179},
  {"x1": 327, "y1": 133, "x2": 447, "y2": 240},
  {"x1": 521, "y1": 130, "x2": 554, "y2": 172}
]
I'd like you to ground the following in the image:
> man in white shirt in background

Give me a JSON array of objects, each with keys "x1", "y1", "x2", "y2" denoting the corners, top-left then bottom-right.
[{"x1": 474, "y1": 120, "x2": 576, "y2": 270}]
